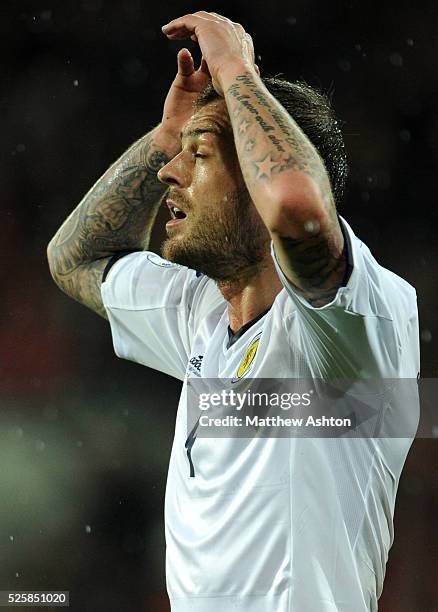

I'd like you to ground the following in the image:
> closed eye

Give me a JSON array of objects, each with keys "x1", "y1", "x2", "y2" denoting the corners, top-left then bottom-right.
[{"x1": 194, "y1": 153, "x2": 207, "y2": 158}]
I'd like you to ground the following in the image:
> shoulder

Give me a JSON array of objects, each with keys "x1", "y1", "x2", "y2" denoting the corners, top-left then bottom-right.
[
  {"x1": 102, "y1": 250, "x2": 226, "y2": 328},
  {"x1": 345, "y1": 219, "x2": 417, "y2": 322},
  {"x1": 332, "y1": 216, "x2": 417, "y2": 321},
  {"x1": 102, "y1": 251, "x2": 203, "y2": 311}
]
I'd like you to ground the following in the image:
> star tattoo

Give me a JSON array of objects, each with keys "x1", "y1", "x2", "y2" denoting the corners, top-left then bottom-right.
[
  {"x1": 244, "y1": 138, "x2": 256, "y2": 152},
  {"x1": 254, "y1": 154, "x2": 281, "y2": 179},
  {"x1": 238, "y1": 119, "x2": 250, "y2": 134}
]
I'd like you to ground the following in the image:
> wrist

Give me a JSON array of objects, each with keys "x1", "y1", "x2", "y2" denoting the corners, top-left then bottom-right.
[
  {"x1": 218, "y1": 60, "x2": 259, "y2": 90},
  {"x1": 152, "y1": 124, "x2": 181, "y2": 158}
]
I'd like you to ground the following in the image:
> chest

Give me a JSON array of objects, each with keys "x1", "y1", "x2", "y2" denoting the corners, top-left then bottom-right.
[{"x1": 186, "y1": 308, "x2": 312, "y2": 381}]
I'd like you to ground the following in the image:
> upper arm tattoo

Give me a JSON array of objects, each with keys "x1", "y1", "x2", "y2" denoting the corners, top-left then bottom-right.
[
  {"x1": 51, "y1": 258, "x2": 110, "y2": 319},
  {"x1": 275, "y1": 221, "x2": 347, "y2": 308}
]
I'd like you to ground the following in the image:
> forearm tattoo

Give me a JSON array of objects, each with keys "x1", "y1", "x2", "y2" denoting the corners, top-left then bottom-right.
[
  {"x1": 48, "y1": 129, "x2": 169, "y2": 316},
  {"x1": 225, "y1": 72, "x2": 345, "y2": 305},
  {"x1": 226, "y1": 73, "x2": 333, "y2": 211}
]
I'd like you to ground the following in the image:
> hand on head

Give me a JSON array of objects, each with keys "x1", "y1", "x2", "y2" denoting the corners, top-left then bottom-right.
[{"x1": 162, "y1": 11, "x2": 260, "y2": 96}]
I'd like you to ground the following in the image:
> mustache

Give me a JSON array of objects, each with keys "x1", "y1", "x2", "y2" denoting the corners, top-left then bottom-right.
[{"x1": 167, "y1": 190, "x2": 191, "y2": 211}]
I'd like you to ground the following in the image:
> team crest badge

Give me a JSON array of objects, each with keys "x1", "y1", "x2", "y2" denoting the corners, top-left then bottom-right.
[{"x1": 232, "y1": 333, "x2": 262, "y2": 383}]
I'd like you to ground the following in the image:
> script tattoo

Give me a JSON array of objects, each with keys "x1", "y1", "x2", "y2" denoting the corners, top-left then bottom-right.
[
  {"x1": 48, "y1": 130, "x2": 169, "y2": 318},
  {"x1": 225, "y1": 72, "x2": 345, "y2": 306},
  {"x1": 226, "y1": 73, "x2": 333, "y2": 212}
]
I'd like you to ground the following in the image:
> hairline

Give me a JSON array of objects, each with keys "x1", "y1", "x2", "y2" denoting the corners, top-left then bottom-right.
[{"x1": 181, "y1": 99, "x2": 232, "y2": 143}]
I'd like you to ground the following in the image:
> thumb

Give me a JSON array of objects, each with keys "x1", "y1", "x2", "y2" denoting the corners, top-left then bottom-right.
[{"x1": 177, "y1": 48, "x2": 195, "y2": 76}]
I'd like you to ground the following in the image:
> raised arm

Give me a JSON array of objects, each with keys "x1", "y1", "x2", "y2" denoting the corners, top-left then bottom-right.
[
  {"x1": 47, "y1": 49, "x2": 210, "y2": 318},
  {"x1": 162, "y1": 12, "x2": 346, "y2": 307},
  {"x1": 223, "y1": 70, "x2": 346, "y2": 307},
  {"x1": 47, "y1": 128, "x2": 171, "y2": 318}
]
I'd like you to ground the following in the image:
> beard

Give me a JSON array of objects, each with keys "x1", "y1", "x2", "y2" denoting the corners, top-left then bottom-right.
[{"x1": 161, "y1": 187, "x2": 270, "y2": 284}]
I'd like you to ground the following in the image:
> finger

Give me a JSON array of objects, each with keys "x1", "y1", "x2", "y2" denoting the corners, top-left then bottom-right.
[
  {"x1": 254, "y1": 64, "x2": 260, "y2": 76},
  {"x1": 177, "y1": 48, "x2": 195, "y2": 76},
  {"x1": 162, "y1": 14, "x2": 210, "y2": 39},
  {"x1": 162, "y1": 21, "x2": 194, "y2": 39},
  {"x1": 163, "y1": 27, "x2": 193, "y2": 40}
]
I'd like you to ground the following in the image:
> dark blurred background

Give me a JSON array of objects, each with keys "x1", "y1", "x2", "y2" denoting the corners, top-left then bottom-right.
[{"x1": 1, "y1": 1, "x2": 438, "y2": 610}]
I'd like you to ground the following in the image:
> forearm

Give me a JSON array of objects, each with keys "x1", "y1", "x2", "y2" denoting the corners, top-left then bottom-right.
[
  {"x1": 47, "y1": 125, "x2": 177, "y2": 277},
  {"x1": 222, "y1": 67, "x2": 333, "y2": 236}
]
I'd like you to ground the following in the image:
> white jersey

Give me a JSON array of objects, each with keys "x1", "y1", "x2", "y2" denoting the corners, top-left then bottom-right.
[{"x1": 101, "y1": 216, "x2": 419, "y2": 612}]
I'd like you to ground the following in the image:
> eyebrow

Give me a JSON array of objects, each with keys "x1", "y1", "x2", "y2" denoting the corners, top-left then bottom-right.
[{"x1": 180, "y1": 126, "x2": 222, "y2": 141}]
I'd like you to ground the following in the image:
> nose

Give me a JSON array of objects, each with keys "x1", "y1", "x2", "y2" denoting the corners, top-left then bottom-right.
[{"x1": 157, "y1": 151, "x2": 190, "y2": 188}]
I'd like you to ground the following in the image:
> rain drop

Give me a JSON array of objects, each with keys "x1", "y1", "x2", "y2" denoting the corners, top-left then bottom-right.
[{"x1": 304, "y1": 219, "x2": 320, "y2": 233}]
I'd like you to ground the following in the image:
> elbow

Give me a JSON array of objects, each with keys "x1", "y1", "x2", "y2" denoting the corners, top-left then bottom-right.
[{"x1": 266, "y1": 173, "x2": 331, "y2": 239}]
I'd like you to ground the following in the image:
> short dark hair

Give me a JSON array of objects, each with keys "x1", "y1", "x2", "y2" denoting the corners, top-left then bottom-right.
[{"x1": 195, "y1": 77, "x2": 348, "y2": 203}]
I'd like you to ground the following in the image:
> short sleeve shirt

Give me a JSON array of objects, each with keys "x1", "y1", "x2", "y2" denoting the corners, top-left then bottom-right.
[{"x1": 101, "y1": 216, "x2": 419, "y2": 612}]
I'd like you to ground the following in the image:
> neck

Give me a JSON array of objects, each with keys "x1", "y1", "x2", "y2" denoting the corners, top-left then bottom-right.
[{"x1": 218, "y1": 259, "x2": 283, "y2": 333}]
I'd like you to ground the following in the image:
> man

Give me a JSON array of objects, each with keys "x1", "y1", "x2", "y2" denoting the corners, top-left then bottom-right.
[{"x1": 47, "y1": 12, "x2": 419, "y2": 612}]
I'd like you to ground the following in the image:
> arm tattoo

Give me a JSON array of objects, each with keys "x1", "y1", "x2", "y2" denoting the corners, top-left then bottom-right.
[
  {"x1": 54, "y1": 258, "x2": 110, "y2": 319},
  {"x1": 278, "y1": 231, "x2": 347, "y2": 308},
  {"x1": 47, "y1": 128, "x2": 170, "y2": 317},
  {"x1": 225, "y1": 73, "x2": 333, "y2": 212},
  {"x1": 225, "y1": 72, "x2": 345, "y2": 306}
]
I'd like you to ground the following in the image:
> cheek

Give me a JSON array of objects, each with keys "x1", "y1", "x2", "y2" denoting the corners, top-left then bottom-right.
[{"x1": 193, "y1": 161, "x2": 238, "y2": 194}]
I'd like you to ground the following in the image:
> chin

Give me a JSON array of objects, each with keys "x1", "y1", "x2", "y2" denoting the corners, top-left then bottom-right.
[{"x1": 161, "y1": 236, "x2": 188, "y2": 266}]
